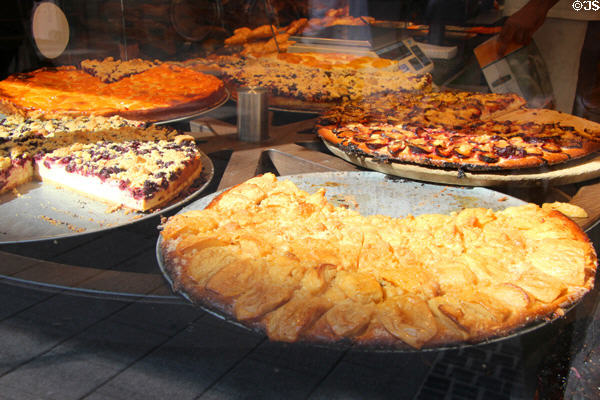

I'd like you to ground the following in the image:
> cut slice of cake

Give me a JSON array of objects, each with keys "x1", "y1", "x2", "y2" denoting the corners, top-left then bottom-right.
[
  {"x1": 36, "y1": 135, "x2": 203, "y2": 211},
  {"x1": 0, "y1": 155, "x2": 33, "y2": 194},
  {"x1": 0, "y1": 116, "x2": 204, "y2": 211},
  {"x1": 0, "y1": 114, "x2": 144, "y2": 141},
  {"x1": 0, "y1": 115, "x2": 148, "y2": 196}
]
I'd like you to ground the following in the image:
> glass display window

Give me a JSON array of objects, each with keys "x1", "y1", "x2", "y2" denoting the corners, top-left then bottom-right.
[{"x1": 0, "y1": 1, "x2": 599, "y2": 398}]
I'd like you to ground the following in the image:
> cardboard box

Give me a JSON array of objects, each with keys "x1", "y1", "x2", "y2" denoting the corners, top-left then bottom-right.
[{"x1": 474, "y1": 35, "x2": 554, "y2": 109}]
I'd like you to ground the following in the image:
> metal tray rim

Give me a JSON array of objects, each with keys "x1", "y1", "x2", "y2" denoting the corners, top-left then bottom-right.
[
  {"x1": 0, "y1": 151, "x2": 214, "y2": 244},
  {"x1": 155, "y1": 171, "x2": 581, "y2": 352},
  {"x1": 153, "y1": 88, "x2": 230, "y2": 125}
]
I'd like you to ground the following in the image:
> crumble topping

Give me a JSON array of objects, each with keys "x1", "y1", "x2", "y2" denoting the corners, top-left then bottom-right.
[
  {"x1": 1, "y1": 118, "x2": 175, "y2": 160},
  {"x1": 81, "y1": 57, "x2": 160, "y2": 83},
  {"x1": 178, "y1": 54, "x2": 432, "y2": 104},
  {"x1": 0, "y1": 115, "x2": 144, "y2": 142},
  {"x1": 41, "y1": 135, "x2": 199, "y2": 199},
  {"x1": 0, "y1": 116, "x2": 202, "y2": 207}
]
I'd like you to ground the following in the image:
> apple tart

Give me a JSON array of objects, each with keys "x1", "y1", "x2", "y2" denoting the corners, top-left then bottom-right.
[{"x1": 159, "y1": 173, "x2": 596, "y2": 349}]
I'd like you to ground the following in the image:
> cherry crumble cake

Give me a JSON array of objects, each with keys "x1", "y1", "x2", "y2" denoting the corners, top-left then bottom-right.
[{"x1": 0, "y1": 115, "x2": 204, "y2": 211}]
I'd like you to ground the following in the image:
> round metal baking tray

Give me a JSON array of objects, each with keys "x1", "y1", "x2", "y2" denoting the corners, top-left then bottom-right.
[
  {"x1": 267, "y1": 105, "x2": 324, "y2": 115},
  {"x1": 155, "y1": 171, "x2": 579, "y2": 352},
  {"x1": 0, "y1": 152, "x2": 214, "y2": 244},
  {"x1": 153, "y1": 88, "x2": 230, "y2": 125}
]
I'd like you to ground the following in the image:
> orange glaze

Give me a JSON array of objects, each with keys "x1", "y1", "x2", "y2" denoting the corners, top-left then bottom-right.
[{"x1": 0, "y1": 64, "x2": 224, "y2": 114}]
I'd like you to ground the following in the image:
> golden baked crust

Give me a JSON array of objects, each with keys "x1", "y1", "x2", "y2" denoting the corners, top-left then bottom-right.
[
  {"x1": 160, "y1": 173, "x2": 597, "y2": 349},
  {"x1": 316, "y1": 92, "x2": 600, "y2": 171}
]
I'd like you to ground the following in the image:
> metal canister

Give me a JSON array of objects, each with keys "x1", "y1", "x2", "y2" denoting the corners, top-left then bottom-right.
[{"x1": 237, "y1": 87, "x2": 269, "y2": 143}]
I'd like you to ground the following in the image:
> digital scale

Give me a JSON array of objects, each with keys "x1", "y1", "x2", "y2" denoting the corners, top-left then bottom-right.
[{"x1": 289, "y1": 26, "x2": 434, "y2": 74}]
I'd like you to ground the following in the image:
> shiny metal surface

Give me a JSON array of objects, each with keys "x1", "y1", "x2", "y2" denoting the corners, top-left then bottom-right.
[
  {"x1": 178, "y1": 170, "x2": 527, "y2": 217},
  {"x1": 153, "y1": 88, "x2": 230, "y2": 125},
  {"x1": 267, "y1": 105, "x2": 322, "y2": 114},
  {"x1": 0, "y1": 152, "x2": 214, "y2": 244},
  {"x1": 236, "y1": 87, "x2": 269, "y2": 142},
  {"x1": 156, "y1": 171, "x2": 541, "y2": 352}
]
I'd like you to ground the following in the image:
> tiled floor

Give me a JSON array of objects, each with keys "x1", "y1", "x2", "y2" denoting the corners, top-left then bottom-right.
[{"x1": 3, "y1": 267, "x2": 596, "y2": 399}]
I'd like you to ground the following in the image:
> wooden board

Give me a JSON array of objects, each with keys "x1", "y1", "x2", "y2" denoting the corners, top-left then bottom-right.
[{"x1": 323, "y1": 140, "x2": 600, "y2": 188}]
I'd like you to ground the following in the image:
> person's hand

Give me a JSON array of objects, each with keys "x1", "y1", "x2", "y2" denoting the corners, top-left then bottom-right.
[{"x1": 497, "y1": 0, "x2": 558, "y2": 56}]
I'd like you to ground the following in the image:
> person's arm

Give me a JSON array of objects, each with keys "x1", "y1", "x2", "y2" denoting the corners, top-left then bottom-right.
[{"x1": 497, "y1": 0, "x2": 559, "y2": 56}]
